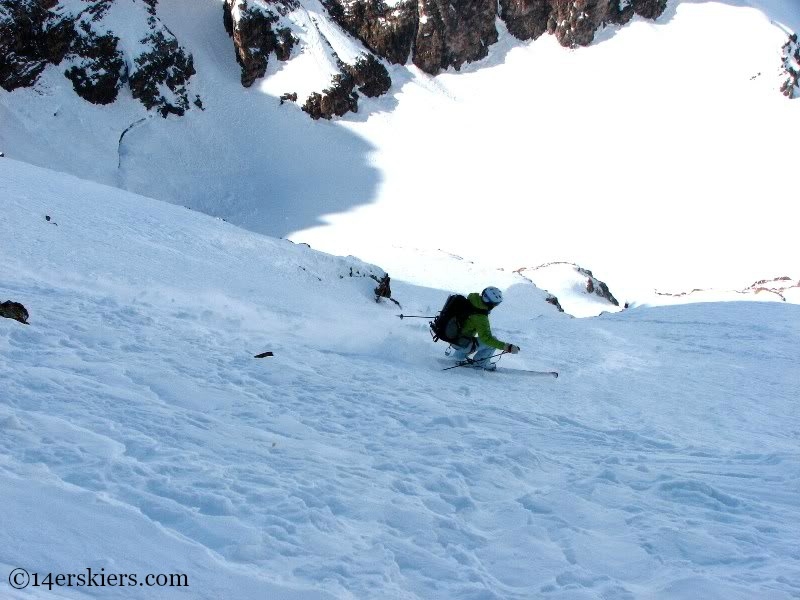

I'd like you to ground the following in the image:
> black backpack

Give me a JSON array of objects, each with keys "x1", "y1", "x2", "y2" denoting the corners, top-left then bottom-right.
[{"x1": 430, "y1": 294, "x2": 488, "y2": 343}]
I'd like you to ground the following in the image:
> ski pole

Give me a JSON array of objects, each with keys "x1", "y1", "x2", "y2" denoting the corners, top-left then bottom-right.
[{"x1": 397, "y1": 314, "x2": 436, "y2": 320}]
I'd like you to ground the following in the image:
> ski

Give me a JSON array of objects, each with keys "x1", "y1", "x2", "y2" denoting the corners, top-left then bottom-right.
[
  {"x1": 493, "y1": 368, "x2": 558, "y2": 378},
  {"x1": 441, "y1": 359, "x2": 558, "y2": 377}
]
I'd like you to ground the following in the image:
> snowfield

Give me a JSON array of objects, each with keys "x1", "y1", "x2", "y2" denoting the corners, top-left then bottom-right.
[
  {"x1": 2, "y1": 159, "x2": 799, "y2": 599},
  {"x1": 1, "y1": 0, "x2": 798, "y2": 303}
]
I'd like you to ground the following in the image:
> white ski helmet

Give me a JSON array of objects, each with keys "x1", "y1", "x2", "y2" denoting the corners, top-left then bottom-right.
[{"x1": 481, "y1": 286, "x2": 503, "y2": 306}]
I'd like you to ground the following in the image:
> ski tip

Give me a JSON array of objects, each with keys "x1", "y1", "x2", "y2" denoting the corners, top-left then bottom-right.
[{"x1": 552, "y1": 371, "x2": 559, "y2": 378}]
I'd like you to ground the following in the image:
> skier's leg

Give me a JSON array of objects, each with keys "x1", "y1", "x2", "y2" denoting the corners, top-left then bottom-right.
[
  {"x1": 450, "y1": 338, "x2": 476, "y2": 361},
  {"x1": 471, "y1": 342, "x2": 497, "y2": 369}
]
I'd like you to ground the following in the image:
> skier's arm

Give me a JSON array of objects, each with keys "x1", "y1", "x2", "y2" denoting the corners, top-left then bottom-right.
[{"x1": 473, "y1": 315, "x2": 507, "y2": 350}]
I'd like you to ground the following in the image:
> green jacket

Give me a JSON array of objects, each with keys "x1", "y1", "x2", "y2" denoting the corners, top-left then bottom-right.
[{"x1": 460, "y1": 293, "x2": 507, "y2": 350}]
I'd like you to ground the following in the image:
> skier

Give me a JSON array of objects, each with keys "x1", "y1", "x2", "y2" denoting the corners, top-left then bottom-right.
[{"x1": 450, "y1": 287, "x2": 520, "y2": 370}]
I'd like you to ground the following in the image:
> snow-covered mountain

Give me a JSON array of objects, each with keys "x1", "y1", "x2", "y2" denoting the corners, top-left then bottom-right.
[
  {"x1": 2, "y1": 0, "x2": 799, "y2": 597},
  {"x1": 1, "y1": 0, "x2": 197, "y2": 115},
  {"x1": 2, "y1": 0, "x2": 674, "y2": 119},
  {"x1": 1, "y1": 0, "x2": 798, "y2": 303},
  {"x1": 2, "y1": 157, "x2": 800, "y2": 599}
]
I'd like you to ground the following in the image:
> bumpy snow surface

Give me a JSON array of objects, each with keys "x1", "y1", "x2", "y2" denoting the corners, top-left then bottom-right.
[{"x1": 2, "y1": 159, "x2": 799, "y2": 599}]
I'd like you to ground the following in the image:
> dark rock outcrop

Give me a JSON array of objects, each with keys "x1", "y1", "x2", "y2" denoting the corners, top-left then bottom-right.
[
  {"x1": 302, "y1": 73, "x2": 359, "y2": 119},
  {"x1": 345, "y1": 54, "x2": 391, "y2": 97},
  {"x1": 630, "y1": 0, "x2": 667, "y2": 20},
  {"x1": 325, "y1": 0, "x2": 498, "y2": 74},
  {"x1": 323, "y1": 0, "x2": 417, "y2": 65},
  {"x1": 577, "y1": 266, "x2": 619, "y2": 306},
  {"x1": 129, "y1": 31, "x2": 196, "y2": 116},
  {"x1": 414, "y1": 0, "x2": 498, "y2": 73},
  {"x1": 547, "y1": 0, "x2": 602, "y2": 47},
  {"x1": 299, "y1": 54, "x2": 390, "y2": 118},
  {"x1": 324, "y1": 0, "x2": 666, "y2": 76},
  {"x1": 499, "y1": 0, "x2": 551, "y2": 41},
  {"x1": 515, "y1": 262, "x2": 620, "y2": 314},
  {"x1": 223, "y1": 0, "x2": 296, "y2": 87},
  {"x1": 781, "y1": 33, "x2": 799, "y2": 99},
  {"x1": 374, "y1": 273, "x2": 392, "y2": 300},
  {"x1": 373, "y1": 273, "x2": 401, "y2": 306},
  {"x1": 222, "y1": 0, "x2": 671, "y2": 119},
  {"x1": 0, "y1": 301, "x2": 29, "y2": 324},
  {"x1": 0, "y1": 0, "x2": 71, "y2": 92},
  {"x1": 0, "y1": 0, "x2": 688, "y2": 123},
  {"x1": 224, "y1": 0, "x2": 390, "y2": 118},
  {"x1": 545, "y1": 294, "x2": 564, "y2": 312},
  {"x1": 64, "y1": 25, "x2": 125, "y2": 105},
  {"x1": 545, "y1": 0, "x2": 663, "y2": 48},
  {"x1": 0, "y1": 0, "x2": 198, "y2": 116}
]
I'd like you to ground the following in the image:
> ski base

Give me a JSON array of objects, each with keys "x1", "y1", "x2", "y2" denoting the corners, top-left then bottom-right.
[
  {"x1": 442, "y1": 359, "x2": 558, "y2": 378},
  {"x1": 494, "y1": 368, "x2": 558, "y2": 378}
]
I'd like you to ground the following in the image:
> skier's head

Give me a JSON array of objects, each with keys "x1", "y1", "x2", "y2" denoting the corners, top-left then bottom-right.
[{"x1": 481, "y1": 286, "x2": 503, "y2": 308}]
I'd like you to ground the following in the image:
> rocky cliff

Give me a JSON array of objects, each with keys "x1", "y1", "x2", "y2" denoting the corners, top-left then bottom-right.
[
  {"x1": 3, "y1": 0, "x2": 793, "y2": 121},
  {"x1": 221, "y1": 0, "x2": 670, "y2": 117},
  {"x1": 513, "y1": 262, "x2": 622, "y2": 316},
  {"x1": 781, "y1": 33, "x2": 799, "y2": 99},
  {"x1": 0, "y1": 0, "x2": 197, "y2": 116},
  {"x1": 321, "y1": 0, "x2": 669, "y2": 71},
  {"x1": 655, "y1": 276, "x2": 800, "y2": 303},
  {"x1": 223, "y1": 0, "x2": 296, "y2": 87}
]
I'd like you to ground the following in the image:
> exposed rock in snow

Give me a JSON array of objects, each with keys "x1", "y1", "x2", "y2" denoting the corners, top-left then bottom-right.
[
  {"x1": 0, "y1": 0, "x2": 676, "y2": 121},
  {"x1": 780, "y1": 33, "x2": 799, "y2": 99},
  {"x1": 515, "y1": 262, "x2": 623, "y2": 317},
  {"x1": 577, "y1": 266, "x2": 620, "y2": 307},
  {"x1": 224, "y1": 0, "x2": 392, "y2": 119},
  {"x1": 499, "y1": 0, "x2": 552, "y2": 41},
  {"x1": 655, "y1": 276, "x2": 800, "y2": 303},
  {"x1": 547, "y1": 0, "x2": 665, "y2": 48},
  {"x1": 301, "y1": 51, "x2": 391, "y2": 118},
  {"x1": 545, "y1": 293, "x2": 565, "y2": 312},
  {"x1": 128, "y1": 30, "x2": 196, "y2": 117},
  {"x1": 322, "y1": 0, "x2": 417, "y2": 65},
  {"x1": 62, "y1": 23, "x2": 126, "y2": 104},
  {"x1": 0, "y1": 0, "x2": 72, "y2": 92},
  {"x1": 0, "y1": 0, "x2": 198, "y2": 116},
  {"x1": 302, "y1": 72, "x2": 359, "y2": 118},
  {"x1": 630, "y1": 0, "x2": 667, "y2": 20},
  {"x1": 223, "y1": 0, "x2": 296, "y2": 87},
  {"x1": 325, "y1": 0, "x2": 499, "y2": 74},
  {"x1": 346, "y1": 53, "x2": 391, "y2": 97},
  {"x1": 745, "y1": 276, "x2": 799, "y2": 301},
  {"x1": 0, "y1": 300, "x2": 29, "y2": 324},
  {"x1": 413, "y1": 0, "x2": 498, "y2": 73},
  {"x1": 323, "y1": 0, "x2": 666, "y2": 77}
]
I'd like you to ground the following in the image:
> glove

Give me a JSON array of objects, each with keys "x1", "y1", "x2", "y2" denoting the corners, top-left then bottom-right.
[{"x1": 506, "y1": 344, "x2": 520, "y2": 354}]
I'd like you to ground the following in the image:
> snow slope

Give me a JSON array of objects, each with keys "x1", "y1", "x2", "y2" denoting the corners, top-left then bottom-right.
[
  {"x1": 300, "y1": 0, "x2": 800, "y2": 301},
  {"x1": 0, "y1": 0, "x2": 382, "y2": 240},
  {"x1": 2, "y1": 159, "x2": 799, "y2": 599},
  {"x1": 1, "y1": 0, "x2": 797, "y2": 304}
]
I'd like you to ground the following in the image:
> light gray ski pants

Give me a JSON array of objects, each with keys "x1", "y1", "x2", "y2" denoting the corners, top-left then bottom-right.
[{"x1": 451, "y1": 338, "x2": 497, "y2": 366}]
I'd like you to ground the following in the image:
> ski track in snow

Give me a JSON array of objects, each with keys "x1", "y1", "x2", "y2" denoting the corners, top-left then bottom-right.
[{"x1": 2, "y1": 160, "x2": 800, "y2": 599}]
